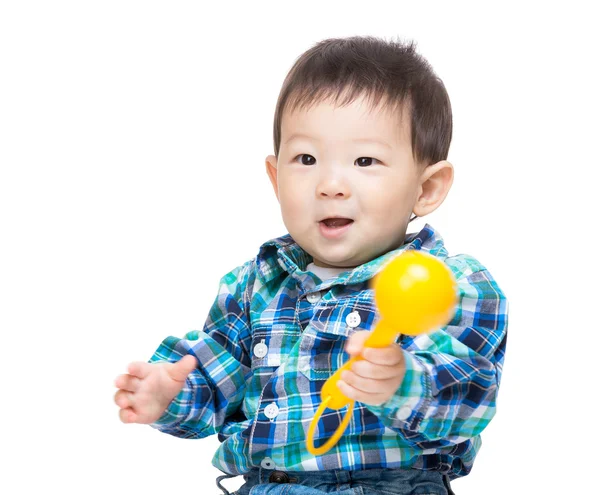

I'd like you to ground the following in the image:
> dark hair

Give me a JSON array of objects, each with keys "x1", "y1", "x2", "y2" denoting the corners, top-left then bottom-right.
[{"x1": 272, "y1": 35, "x2": 452, "y2": 167}]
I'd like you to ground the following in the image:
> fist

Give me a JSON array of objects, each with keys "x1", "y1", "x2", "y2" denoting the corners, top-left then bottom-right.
[{"x1": 338, "y1": 330, "x2": 406, "y2": 406}]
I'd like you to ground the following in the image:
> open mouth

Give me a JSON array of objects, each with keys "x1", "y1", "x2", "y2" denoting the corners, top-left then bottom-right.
[
  {"x1": 318, "y1": 217, "x2": 354, "y2": 239},
  {"x1": 320, "y1": 218, "x2": 354, "y2": 228}
]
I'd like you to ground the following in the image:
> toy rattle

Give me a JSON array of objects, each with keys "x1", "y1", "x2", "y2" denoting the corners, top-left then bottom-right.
[{"x1": 306, "y1": 250, "x2": 458, "y2": 456}]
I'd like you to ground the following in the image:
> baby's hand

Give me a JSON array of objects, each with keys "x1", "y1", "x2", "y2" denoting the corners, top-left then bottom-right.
[
  {"x1": 338, "y1": 330, "x2": 406, "y2": 406},
  {"x1": 114, "y1": 355, "x2": 197, "y2": 424}
]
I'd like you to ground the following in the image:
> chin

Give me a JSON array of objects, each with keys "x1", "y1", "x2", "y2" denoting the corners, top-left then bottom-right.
[{"x1": 314, "y1": 251, "x2": 361, "y2": 269}]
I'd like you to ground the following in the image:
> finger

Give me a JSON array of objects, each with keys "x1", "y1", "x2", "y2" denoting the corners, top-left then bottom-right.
[
  {"x1": 114, "y1": 374, "x2": 141, "y2": 393},
  {"x1": 119, "y1": 407, "x2": 140, "y2": 424},
  {"x1": 114, "y1": 389, "x2": 134, "y2": 409},
  {"x1": 341, "y1": 370, "x2": 401, "y2": 394},
  {"x1": 361, "y1": 345, "x2": 404, "y2": 366},
  {"x1": 350, "y1": 360, "x2": 402, "y2": 380},
  {"x1": 345, "y1": 330, "x2": 370, "y2": 356},
  {"x1": 337, "y1": 380, "x2": 389, "y2": 406},
  {"x1": 127, "y1": 361, "x2": 153, "y2": 379},
  {"x1": 168, "y1": 355, "x2": 197, "y2": 382}
]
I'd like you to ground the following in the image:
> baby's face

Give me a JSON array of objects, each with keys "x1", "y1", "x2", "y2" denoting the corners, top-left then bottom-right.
[{"x1": 266, "y1": 94, "x2": 422, "y2": 269}]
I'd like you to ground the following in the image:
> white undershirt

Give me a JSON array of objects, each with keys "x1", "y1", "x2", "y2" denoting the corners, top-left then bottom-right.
[{"x1": 306, "y1": 262, "x2": 350, "y2": 282}]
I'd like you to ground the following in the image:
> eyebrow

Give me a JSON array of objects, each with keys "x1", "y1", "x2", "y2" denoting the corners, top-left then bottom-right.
[{"x1": 284, "y1": 133, "x2": 391, "y2": 149}]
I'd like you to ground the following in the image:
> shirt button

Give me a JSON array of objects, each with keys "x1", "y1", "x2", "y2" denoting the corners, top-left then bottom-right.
[
  {"x1": 396, "y1": 406, "x2": 412, "y2": 420},
  {"x1": 306, "y1": 291, "x2": 321, "y2": 303},
  {"x1": 345, "y1": 311, "x2": 361, "y2": 328},
  {"x1": 253, "y1": 339, "x2": 268, "y2": 358},
  {"x1": 264, "y1": 402, "x2": 279, "y2": 419},
  {"x1": 260, "y1": 457, "x2": 275, "y2": 469}
]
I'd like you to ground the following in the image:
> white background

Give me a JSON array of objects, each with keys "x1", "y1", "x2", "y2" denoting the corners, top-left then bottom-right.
[{"x1": 1, "y1": 1, "x2": 598, "y2": 493}]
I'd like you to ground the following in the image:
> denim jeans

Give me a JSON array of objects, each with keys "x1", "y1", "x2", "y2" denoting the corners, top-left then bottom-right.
[{"x1": 216, "y1": 467, "x2": 455, "y2": 495}]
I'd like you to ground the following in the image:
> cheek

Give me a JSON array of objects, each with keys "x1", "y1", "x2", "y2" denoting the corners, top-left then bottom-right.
[
  {"x1": 278, "y1": 178, "x2": 310, "y2": 218},
  {"x1": 362, "y1": 185, "x2": 411, "y2": 216},
  {"x1": 358, "y1": 180, "x2": 415, "y2": 233}
]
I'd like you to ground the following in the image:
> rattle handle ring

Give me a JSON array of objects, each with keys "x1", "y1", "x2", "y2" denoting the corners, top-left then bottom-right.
[{"x1": 306, "y1": 396, "x2": 355, "y2": 457}]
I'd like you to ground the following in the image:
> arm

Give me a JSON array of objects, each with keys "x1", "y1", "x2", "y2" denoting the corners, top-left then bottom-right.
[
  {"x1": 363, "y1": 254, "x2": 508, "y2": 445},
  {"x1": 148, "y1": 260, "x2": 255, "y2": 439}
]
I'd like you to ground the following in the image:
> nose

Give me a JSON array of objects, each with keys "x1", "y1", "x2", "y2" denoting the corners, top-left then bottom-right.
[{"x1": 316, "y1": 167, "x2": 351, "y2": 199}]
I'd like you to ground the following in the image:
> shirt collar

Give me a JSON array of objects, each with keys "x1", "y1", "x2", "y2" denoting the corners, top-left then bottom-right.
[{"x1": 255, "y1": 223, "x2": 448, "y2": 289}]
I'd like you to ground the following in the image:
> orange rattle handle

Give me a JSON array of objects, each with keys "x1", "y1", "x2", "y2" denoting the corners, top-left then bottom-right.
[
  {"x1": 319, "y1": 320, "x2": 398, "y2": 410},
  {"x1": 305, "y1": 251, "x2": 458, "y2": 457},
  {"x1": 306, "y1": 320, "x2": 397, "y2": 456},
  {"x1": 305, "y1": 322, "x2": 395, "y2": 456}
]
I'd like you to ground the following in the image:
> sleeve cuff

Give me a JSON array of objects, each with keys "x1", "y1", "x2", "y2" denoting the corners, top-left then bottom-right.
[{"x1": 364, "y1": 348, "x2": 432, "y2": 431}]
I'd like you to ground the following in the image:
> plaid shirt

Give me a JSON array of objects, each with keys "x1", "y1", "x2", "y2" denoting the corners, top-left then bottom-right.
[{"x1": 149, "y1": 224, "x2": 508, "y2": 480}]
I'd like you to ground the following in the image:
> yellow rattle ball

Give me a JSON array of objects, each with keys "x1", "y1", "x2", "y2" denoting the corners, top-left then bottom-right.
[{"x1": 373, "y1": 250, "x2": 458, "y2": 336}]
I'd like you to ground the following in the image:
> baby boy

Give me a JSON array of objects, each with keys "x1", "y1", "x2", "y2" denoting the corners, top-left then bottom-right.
[{"x1": 114, "y1": 35, "x2": 508, "y2": 495}]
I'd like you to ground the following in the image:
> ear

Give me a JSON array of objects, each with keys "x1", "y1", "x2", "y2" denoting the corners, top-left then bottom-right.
[
  {"x1": 265, "y1": 154, "x2": 279, "y2": 201},
  {"x1": 412, "y1": 160, "x2": 454, "y2": 217}
]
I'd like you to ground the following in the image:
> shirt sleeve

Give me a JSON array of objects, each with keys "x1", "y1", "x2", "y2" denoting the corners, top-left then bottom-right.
[
  {"x1": 147, "y1": 260, "x2": 255, "y2": 439},
  {"x1": 364, "y1": 254, "x2": 508, "y2": 446}
]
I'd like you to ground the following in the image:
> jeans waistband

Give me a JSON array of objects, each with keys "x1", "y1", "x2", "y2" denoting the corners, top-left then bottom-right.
[{"x1": 215, "y1": 467, "x2": 454, "y2": 495}]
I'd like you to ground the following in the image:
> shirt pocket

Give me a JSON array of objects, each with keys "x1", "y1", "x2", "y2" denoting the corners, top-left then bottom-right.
[
  {"x1": 298, "y1": 301, "x2": 379, "y2": 382},
  {"x1": 250, "y1": 324, "x2": 300, "y2": 369}
]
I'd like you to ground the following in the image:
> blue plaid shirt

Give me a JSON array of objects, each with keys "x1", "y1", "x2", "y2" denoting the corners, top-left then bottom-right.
[{"x1": 149, "y1": 224, "x2": 508, "y2": 480}]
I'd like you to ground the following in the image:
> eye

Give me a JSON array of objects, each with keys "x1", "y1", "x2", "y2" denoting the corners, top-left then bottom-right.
[
  {"x1": 355, "y1": 157, "x2": 381, "y2": 167},
  {"x1": 293, "y1": 154, "x2": 316, "y2": 166}
]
